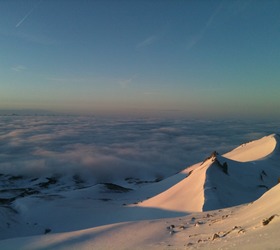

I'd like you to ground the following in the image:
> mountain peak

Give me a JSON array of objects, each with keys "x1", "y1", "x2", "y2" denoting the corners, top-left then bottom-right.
[{"x1": 138, "y1": 134, "x2": 280, "y2": 213}]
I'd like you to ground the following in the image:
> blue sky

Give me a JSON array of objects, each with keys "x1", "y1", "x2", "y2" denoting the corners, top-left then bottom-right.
[{"x1": 1, "y1": 0, "x2": 280, "y2": 118}]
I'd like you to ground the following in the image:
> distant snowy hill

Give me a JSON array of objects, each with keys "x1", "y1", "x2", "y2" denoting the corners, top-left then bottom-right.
[{"x1": 1, "y1": 134, "x2": 280, "y2": 249}]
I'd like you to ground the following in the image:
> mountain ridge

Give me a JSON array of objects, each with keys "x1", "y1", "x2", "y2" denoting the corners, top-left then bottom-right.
[{"x1": 138, "y1": 134, "x2": 280, "y2": 212}]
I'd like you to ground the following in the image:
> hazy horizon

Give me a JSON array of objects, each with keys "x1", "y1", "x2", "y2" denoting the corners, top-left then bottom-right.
[{"x1": 1, "y1": 1, "x2": 280, "y2": 119}]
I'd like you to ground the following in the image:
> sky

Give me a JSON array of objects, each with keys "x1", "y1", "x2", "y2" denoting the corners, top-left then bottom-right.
[{"x1": 1, "y1": 0, "x2": 280, "y2": 118}]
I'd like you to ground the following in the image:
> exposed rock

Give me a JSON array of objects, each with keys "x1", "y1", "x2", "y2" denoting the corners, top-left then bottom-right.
[
  {"x1": 262, "y1": 214, "x2": 279, "y2": 226},
  {"x1": 212, "y1": 233, "x2": 220, "y2": 240},
  {"x1": 102, "y1": 183, "x2": 132, "y2": 193}
]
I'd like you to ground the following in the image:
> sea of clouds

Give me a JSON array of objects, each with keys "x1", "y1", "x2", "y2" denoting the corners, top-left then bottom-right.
[{"x1": 0, "y1": 115, "x2": 279, "y2": 183}]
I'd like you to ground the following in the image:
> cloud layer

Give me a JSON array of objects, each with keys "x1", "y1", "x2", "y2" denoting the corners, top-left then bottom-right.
[{"x1": 0, "y1": 115, "x2": 278, "y2": 183}]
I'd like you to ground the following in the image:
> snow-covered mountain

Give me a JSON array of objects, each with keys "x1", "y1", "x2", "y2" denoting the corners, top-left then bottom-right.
[
  {"x1": 1, "y1": 134, "x2": 280, "y2": 249},
  {"x1": 139, "y1": 134, "x2": 280, "y2": 212}
]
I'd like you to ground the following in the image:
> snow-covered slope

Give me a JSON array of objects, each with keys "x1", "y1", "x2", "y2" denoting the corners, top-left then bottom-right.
[
  {"x1": 1, "y1": 134, "x2": 280, "y2": 249},
  {"x1": 223, "y1": 133, "x2": 277, "y2": 162},
  {"x1": 1, "y1": 182, "x2": 280, "y2": 250}
]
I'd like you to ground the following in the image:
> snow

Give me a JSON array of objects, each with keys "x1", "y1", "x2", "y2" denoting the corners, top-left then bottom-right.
[
  {"x1": 137, "y1": 134, "x2": 280, "y2": 213},
  {"x1": 223, "y1": 134, "x2": 277, "y2": 162},
  {"x1": 137, "y1": 162, "x2": 207, "y2": 212},
  {"x1": 1, "y1": 134, "x2": 280, "y2": 249}
]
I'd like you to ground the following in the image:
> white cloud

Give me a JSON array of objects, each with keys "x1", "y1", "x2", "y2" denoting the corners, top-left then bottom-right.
[
  {"x1": 186, "y1": 3, "x2": 223, "y2": 51},
  {"x1": 119, "y1": 75, "x2": 137, "y2": 89},
  {"x1": 119, "y1": 78, "x2": 132, "y2": 89},
  {"x1": 15, "y1": 0, "x2": 42, "y2": 28},
  {"x1": 11, "y1": 65, "x2": 27, "y2": 72},
  {"x1": 0, "y1": 116, "x2": 275, "y2": 183},
  {"x1": 137, "y1": 35, "x2": 158, "y2": 48}
]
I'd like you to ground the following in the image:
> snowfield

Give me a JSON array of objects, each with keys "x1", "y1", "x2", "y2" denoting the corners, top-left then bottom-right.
[{"x1": 1, "y1": 134, "x2": 280, "y2": 249}]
